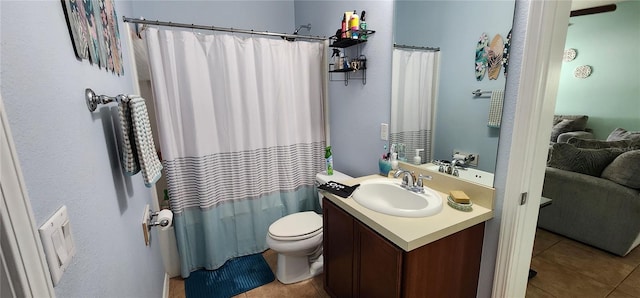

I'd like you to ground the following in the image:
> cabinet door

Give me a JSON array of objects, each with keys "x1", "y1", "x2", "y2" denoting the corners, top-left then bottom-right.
[
  {"x1": 355, "y1": 222, "x2": 403, "y2": 298},
  {"x1": 323, "y1": 198, "x2": 355, "y2": 298}
]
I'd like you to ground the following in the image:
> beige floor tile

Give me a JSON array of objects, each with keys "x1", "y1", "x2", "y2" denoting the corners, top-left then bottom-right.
[
  {"x1": 529, "y1": 257, "x2": 614, "y2": 297},
  {"x1": 621, "y1": 245, "x2": 640, "y2": 268},
  {"x1": 169, "y1": 278, "x2": 185, "y2": 298},
  {"x1": 526, "y1": 283, "x2": 555, "y2": 298},
  {"x1": 616, "y1": 267, "x2": 640, "y2": 297},
  {"x1": 533, "y1": 229, "x2": 563, "y2": 257},
  {"x1": 538, "y1": 239, "x2": 635, "y2": 287},
  {"x1": 262, "y1": 249, "x2": 278, "y2": 273},
  {"x1": 245, "y1": 278, "x2": 319, "y2": 298},
  {"x1": 311, "y1": 274, "x2": 331, "y2": 298},
  {"x1": 606, "y1": 289, "x2": 637, "y2": 298}
]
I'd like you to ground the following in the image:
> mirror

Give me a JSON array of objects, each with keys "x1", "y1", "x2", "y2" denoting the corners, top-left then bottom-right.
[{"x1": 391, "y1": 0, "x2": 516, "y2": 186}]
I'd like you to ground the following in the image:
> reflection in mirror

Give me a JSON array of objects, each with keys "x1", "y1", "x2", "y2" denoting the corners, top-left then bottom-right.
[{"x1": 392, "y1": 0, "x2": 515, "y2": 186}]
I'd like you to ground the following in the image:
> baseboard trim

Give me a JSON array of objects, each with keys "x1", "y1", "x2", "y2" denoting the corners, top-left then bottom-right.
[{"x1": 163, "y1": 273, "x2": 169, "y2": 298}]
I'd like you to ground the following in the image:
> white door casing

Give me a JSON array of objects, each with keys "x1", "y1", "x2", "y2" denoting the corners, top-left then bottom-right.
[
  {"x1": 0, "y1": 94, "x2": 56, "y2": 297},
  {"x1": 491, "y1": 0, "x2": 571, "y2": 297}
]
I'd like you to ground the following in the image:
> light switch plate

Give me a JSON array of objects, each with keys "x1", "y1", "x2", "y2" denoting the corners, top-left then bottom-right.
[
  {"x1": 380, "y1": 123, "x2": 389, "y2": 141},
  {"x1": 38, "y1": 205, "x2": 75, "y2": 286},
  {"x1": 142, "y1": 204, "x2": 150, "y2": 246}
]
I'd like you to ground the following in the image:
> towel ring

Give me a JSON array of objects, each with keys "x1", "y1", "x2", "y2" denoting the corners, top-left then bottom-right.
[{"x1": 85, "y1": 88, "x2": 130, "y2": 112}]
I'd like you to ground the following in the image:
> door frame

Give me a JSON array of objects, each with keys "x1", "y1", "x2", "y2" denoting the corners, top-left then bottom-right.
[
  {"x1": 0, "y1": 94, "x2": 56, "y2": 297},
  {"x1": 491, "y1": 0, "x2": 570, "y2": 297}
]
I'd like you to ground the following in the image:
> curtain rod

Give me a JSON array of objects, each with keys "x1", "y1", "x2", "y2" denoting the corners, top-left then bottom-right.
[
  {"x1": 123, "y1": 16, "x2": 327, "y2": 41},
  {"x1": 394, "y1": 44, "x2": 440, "y2": 52}
]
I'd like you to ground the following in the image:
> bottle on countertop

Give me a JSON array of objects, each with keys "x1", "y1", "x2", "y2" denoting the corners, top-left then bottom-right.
[
  {"x1": 391, "y1": 152, "x2": 399, "y2": 170},
  {"x1": 325, "y1": 146, "x2": 334, "y2": 175},
  {"x1": 349, "y1": 10, "x2": 359, "y2": 40},
  {"x1": 359, "y1": 11, "x2": 367, "y2": 40},
  {"x1": 414, "y1": 149, "x2": 424, "y2": 165}
]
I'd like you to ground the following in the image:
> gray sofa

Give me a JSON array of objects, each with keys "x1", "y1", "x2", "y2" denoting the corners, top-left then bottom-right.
[
  {"x1": 549, "y1": 114, "x2": 593, "y2": 144},
  {"x1": 539, "y1": 128, "x2": 640, "y2": 256}
]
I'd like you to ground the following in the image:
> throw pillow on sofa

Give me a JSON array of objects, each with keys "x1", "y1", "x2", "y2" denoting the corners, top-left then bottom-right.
[
  {"x1": 549, "y1": 115, "x2": 589, "y2": 143},
  {"x1": 547, "y1": 143, "x2": 624, "y2": 177},
  {"x1": 601, "y1": 150, "x2": 640, "y2": 189},
  {"x1": 607, "y1": 128, "x2": 640, "y2": 142},
  {"x1": 567, "y1": 137, "x2": 640, "y2": 150}
]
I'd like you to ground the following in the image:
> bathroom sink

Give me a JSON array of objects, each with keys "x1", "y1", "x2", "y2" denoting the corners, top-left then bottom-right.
[{"x1": 351, "y1": 178, "x2": 443, "y2": 218}]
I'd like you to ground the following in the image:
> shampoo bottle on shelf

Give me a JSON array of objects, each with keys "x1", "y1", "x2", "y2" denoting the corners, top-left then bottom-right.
[
  {"x1": 341, "y1": 15, "x2": 347, "y2": 39},
  {"x1": 344, "y1": 11, "x2": 353, "y2": 38},
  {"x1": 349, "y1": 10, "x2": 359, "y2": 39},
  {"x1": 325, "y1": 146, "x2": 334, "y2": 175},
  {"x1": 359, "y1": 11, "x2": 367, "y2": 40}
]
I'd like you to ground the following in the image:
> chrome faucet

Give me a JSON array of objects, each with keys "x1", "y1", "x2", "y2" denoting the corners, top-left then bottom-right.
[
  {"x1": 393, "y1": 169, "x2": 414, "y2": 188},
  {"x1": 394, "y1": 168, "x2": 432, "y2": 193}
]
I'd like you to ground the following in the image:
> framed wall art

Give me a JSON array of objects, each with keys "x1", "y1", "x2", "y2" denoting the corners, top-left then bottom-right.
[{"x1": 61, "y1": 0, "x2": 123, "y2": 75}]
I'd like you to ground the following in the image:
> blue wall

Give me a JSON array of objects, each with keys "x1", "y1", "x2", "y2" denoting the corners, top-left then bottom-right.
[
  {"x1": 0, "y1": 1, "x2": 164, "y2": 297},
  {"x1": 395, "y1": 0, "x2": 515, "y2": 173},
  {"x1": 131, "y1": 0, "x2": 295, "y2": 34},
  {"x1": 295, "y1": 0, "x2": 394, "y2": 178},
  {"x1": 555, "y1": 0, "x2": 640, "y2": 139}
]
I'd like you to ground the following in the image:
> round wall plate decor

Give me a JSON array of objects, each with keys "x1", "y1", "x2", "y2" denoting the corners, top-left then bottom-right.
[
  {"x1": 574, "y1": 65, "x2": 592, "y2": 78},
  {"x1": 563, "y1": 48, "x2": 577, "y2": 62}
]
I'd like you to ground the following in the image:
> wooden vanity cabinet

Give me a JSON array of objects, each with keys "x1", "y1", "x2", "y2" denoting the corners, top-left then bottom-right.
[{"x1": 323, "y1": 198, "x2": 485, "y2": 298}]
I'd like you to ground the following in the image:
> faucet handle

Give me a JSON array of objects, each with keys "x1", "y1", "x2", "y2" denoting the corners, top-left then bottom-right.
[{"x1": 416, "y1": 174, "x2": 432, "y2": 188}]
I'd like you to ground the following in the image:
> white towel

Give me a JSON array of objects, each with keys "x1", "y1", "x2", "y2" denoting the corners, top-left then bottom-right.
[
  {"x1": 488, "y1": 89, "x2": 504, "y2": 128},
  {"x1": 119, "y1": 96, "x2": 163, "y2": 187}
]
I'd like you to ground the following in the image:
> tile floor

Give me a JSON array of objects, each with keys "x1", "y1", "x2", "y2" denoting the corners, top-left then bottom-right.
[
  {"x1": 168, "y1": 249, "x2": 329, "y2": 298},
  {"x1": 527, "y1": 228, "x2": 640, "y2": 298},
  {"x1": 169, "y1": 229, "x2": 640, "y2": 298}
]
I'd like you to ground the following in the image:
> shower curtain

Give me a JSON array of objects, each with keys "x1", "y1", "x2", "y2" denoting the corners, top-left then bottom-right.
[
  {"x1": 144, "y1": 28, "x2": 327, "y2": 277},
  {"x1": 390, "y1": 48, "x2": 440, "y2": 163}
]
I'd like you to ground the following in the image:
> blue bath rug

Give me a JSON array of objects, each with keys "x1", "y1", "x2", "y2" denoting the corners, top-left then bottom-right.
[{"x1": 185, "y1": 253, "x2": 275, "y2": 298}]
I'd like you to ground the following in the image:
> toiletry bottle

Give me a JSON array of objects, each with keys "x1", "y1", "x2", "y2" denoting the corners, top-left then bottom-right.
[
  {"x1": 350, "y1": 10, "x2": 359, "y2": 40},
  {"x1": 341, "y1": 15, "x2": 347, "y2": 39},
  {"x1": 359, "y1": 11, "x2": 367, "y2": 40},
  {"x1": 161, "y1": 189, "x2": 170, "y2": 209},
  {"x1": 325, "y1": 146, "x2": 334, "y2": 175},
  {"x1": 391, "y1": 153, "x2": 398, "y2": 170},
  {"x1": 331, "y1": 49, "x2": 341, "y2": 71},
  {"x1": 414, "y1": 149, "x2": 424, "y2": 165},
  {"x1": 344, "y1": 11, "x2": 353, "y2": 38}
]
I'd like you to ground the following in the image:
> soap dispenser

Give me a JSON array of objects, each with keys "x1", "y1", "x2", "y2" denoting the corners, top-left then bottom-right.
[
  {"x1": 391, "y1": 153, "x2": 399, "y2": 170},
  {"x1": 413, "y1": 149, "x2": 424, "y2": 165}
]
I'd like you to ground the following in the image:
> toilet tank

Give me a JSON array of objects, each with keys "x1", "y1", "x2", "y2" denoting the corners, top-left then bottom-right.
[{"x1": 316, "y1": 170, "x2": 353, "y2": 207}]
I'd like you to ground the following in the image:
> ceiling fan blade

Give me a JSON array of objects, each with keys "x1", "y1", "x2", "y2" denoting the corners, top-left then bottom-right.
[{"x1": 570, "y1": 4, "x2": 617, "y2": 17}]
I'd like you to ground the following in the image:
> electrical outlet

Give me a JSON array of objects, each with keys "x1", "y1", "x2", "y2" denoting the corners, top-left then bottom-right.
[
  {"x1": 453, "y1": 150, "x2": 479, "y2": 167},
  {"x1": 380, "y1": 123, "x2": 389, "y2": 141}
]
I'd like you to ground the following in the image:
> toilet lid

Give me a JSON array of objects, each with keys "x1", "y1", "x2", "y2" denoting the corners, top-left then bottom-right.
[{"x1": 269, "y1": 211, "x2": 322, "y2": 239}]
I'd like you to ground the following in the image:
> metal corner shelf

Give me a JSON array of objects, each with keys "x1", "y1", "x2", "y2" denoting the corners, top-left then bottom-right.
[{"x1": 328, "y1": 30, "x2": 375, "y2": 86}]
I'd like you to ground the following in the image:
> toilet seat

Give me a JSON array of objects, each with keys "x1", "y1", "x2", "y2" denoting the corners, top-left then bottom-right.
[{"x1": 268, "y1": 211, "x2": 322, "y2": 241}]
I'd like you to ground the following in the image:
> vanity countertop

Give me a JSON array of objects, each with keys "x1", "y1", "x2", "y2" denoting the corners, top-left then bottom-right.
[{"x1": 322, "y1": 174, "x2": 494, "y2": 252}]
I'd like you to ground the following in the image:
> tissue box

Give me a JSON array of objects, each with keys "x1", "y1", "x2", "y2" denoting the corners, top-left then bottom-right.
[{"x1": 379, "y1": 159, "x2": 392, "y2": 176}]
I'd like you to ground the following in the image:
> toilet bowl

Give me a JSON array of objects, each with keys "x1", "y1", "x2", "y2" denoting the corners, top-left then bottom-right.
[{"x1": 266, "y1": 170, "x2": 352, "y2": 284}]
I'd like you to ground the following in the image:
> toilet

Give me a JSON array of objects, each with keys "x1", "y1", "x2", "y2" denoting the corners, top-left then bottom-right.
[{"x1": 266, "y1": 170, "x2": 352, "y2": 284}]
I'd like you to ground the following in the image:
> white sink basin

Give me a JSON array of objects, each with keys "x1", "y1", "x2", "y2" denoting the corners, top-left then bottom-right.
[{"x1": 351, "y1": 178, "x2": 443, "y2": 218}]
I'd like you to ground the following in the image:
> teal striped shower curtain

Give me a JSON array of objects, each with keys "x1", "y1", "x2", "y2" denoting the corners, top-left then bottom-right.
[{"x1": 144, "y1": 28, "x2": 327, "y2": 277}]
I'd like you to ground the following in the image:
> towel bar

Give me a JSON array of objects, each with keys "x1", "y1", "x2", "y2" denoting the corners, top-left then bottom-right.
[
  {"x1": 471, "y1": 89, "x2": 493, "y2": 97},
  {"x1": 85, "y1": 88, "x2": 130, "y2": 112}
]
